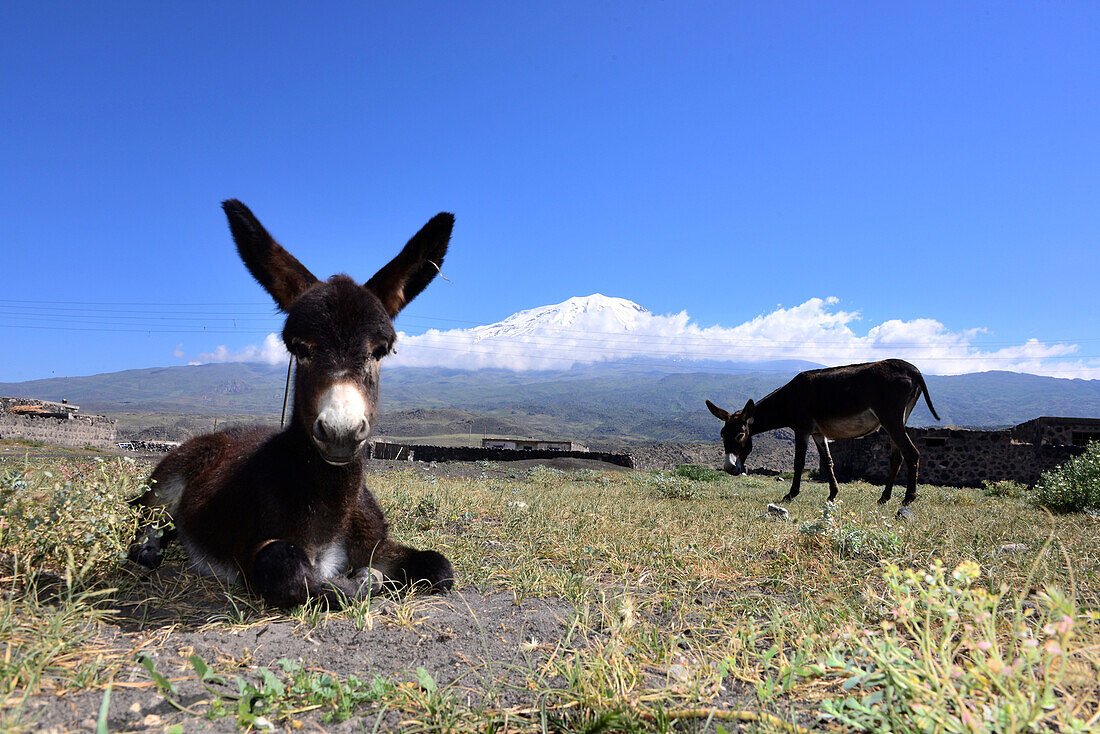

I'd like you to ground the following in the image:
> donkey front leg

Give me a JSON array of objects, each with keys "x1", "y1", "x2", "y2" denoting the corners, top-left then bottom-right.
[
  {"x1": 369, "y1": 539, "x2": 454, "y2": 593},
  {"x1": 250, "y1": 540, "x2": 378, "y2": 609},
  {"x1": 781, "y1": 433, "x2": 809, "y2": 502}
]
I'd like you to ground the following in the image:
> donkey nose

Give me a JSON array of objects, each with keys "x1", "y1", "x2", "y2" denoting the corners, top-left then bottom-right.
[
  {"x1": 353, "y1": 417, "x2": 370, "y2": 442},
  {"x1": 313, "y1": 415, "x2": 369, "y2": 445}
]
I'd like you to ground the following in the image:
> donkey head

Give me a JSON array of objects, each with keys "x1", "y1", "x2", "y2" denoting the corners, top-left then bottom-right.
[
  {"x1": 706, "y1": 399, "x2": 754, "y2": 475},
  {"x1": 223, "y1": 200, "x2": 453, "y2": 465}
]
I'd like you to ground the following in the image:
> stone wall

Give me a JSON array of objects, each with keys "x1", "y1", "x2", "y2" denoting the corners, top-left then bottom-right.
[
  {"x1": 0, "y1": 411, "x2": 117, "y2": 449},
  {"x1": 830, "y1": 426, "x2": 1085, "y2": 488},
  {"x1": 370, "y1": 441, "x2": 634, "y2": 469},
  {"x1": 1012, "y1": 417, "x2": 1100, "y2": 448}
]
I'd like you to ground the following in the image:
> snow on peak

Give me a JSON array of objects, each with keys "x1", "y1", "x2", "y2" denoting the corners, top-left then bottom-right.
[{"x1": 470, "y1": 294, "x2": 649, "y2": 341}]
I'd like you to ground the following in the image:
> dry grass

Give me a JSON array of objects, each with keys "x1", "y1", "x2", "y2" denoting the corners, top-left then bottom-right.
[{"x1": 1, "y1": 452, "x2": 1098, "y2": 732}]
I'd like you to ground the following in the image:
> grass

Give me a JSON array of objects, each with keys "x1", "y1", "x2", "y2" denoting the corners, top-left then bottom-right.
[{"x1": 0, "y1": 450, "x2": 1098, "y2": 731}]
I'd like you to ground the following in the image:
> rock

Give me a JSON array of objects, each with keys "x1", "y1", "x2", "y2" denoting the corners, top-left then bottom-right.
[
  {"x1": 896, "y1": 506, "x2": 916, "y2": 521},
  {"x1": 667, "y1": 663, "x2": 690, "y2": 682},
  {"x1": 765, "y1": 503, "x2": 789, "y2": 520},
  {"x1": 998, "y1": 543, "x2": 1028, "y2": 555}
]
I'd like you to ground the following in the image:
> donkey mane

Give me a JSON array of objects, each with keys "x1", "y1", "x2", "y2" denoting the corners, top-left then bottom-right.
[{"x1": 129, "y1": 200, "x2": 455, "y2": 607}]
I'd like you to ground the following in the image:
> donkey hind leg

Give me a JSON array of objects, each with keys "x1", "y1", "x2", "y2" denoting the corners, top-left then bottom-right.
[
  {"x1": 813, "y1": 434, "x2": 842, "y2": 501},
  {"x1": 370, "y1": 539, "x2": 454, "y2": 594},
  {"x1": 128, "y1": 468, "x2": 186, "y2": 570},
  {"x1": 879, "y1": 447, "x2": 903, "y2": 505},
  {"x1": 781, "y1": 433, "x2": 810, "y2": 503},
  {"x1": 880, "y1": 419, "x2": 920, "y2": 506},
  {"x1": 250, "y1": 540, "x2": 380, "y2": 609}
]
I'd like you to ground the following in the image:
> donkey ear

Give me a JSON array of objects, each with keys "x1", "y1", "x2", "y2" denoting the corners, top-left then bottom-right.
[
  {"x1": 706, "y1": 399, "x2": 730, "y2": 422},
  {"x1": 742, "y1": 399, "x2": 755, "y2": 418},
  {"x1": 365, "y1": 213, "x2": 453, "y2": 317},
  {"x1": 222, "y1": 199, "x2": 319, "y2": 312}
]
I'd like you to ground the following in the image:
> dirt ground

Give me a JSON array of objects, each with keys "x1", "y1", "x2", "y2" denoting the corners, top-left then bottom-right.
[{"x1": 28, "y1": 582, "x2": 576, "y2": 732}]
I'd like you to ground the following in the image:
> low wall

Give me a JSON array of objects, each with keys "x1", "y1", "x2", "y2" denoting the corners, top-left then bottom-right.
[
  {"x1": 0, "y1": 412, "x2": 117, "y2": 449},
  {"x1": 370, "y1": 441, "x2": 634, "y2": 469},
  {"x1": 830, "y1": 427, "x2": 1085, "y2": 488}
]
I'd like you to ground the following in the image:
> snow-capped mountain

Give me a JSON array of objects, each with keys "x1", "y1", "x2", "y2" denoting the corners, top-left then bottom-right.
[
  {"x1": 467, "y1": 294, "x2": 649, "y2": 342},
  {"x1": 192, "y1": 292, "x2": 1100, "y2": 379}
]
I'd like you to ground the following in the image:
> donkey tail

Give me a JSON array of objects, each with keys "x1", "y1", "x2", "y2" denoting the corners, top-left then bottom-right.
[{"x1": 916, "y1": 370, "x2": 941, "y2": 421}]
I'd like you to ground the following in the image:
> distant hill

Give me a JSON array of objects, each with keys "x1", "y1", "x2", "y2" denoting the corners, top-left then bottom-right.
[{"x1": 3, "y1": 361, "x2": 1100, "y2": 446}]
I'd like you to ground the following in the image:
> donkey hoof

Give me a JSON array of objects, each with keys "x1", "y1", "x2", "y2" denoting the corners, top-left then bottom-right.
[
  {"x1": 877, "y1": 496, "x2": 891, "y2": 505},
  {"x1": 351, "y1": 567, "x2": 385, "y2": 596}
]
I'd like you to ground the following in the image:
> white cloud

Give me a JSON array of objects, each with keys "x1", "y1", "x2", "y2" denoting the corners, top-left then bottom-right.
[
  {"x1": 173, "y1": 343, "x2": 185, "y2": 358},
  {"x1": 387, "y1": 296, "x2": 1100, "y2": 379},
  {"x1": 193, "y1": 333, "x2": 289, "y2": 365},
  {"x1": 184, "y1": 296, "x2": 1100, "y2": 379}
]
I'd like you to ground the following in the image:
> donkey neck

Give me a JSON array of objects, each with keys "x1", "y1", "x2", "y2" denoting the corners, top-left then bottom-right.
[
  {"x1": 276, "y1": 420, "x2": 366, "y2": 495},
  {"x1": 746, "y1": 391, "x2": 790, "y2": 436}
]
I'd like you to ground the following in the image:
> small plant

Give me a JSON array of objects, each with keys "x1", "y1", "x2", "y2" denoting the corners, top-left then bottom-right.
[
  {"x1": 821, "y1": 560, "x2": 1093, "y2": 733},
  {"x1": 141, "y1": 654, "x2": 395, "y2": 726},
  {"x1": 799, "y1": 504, "x2": 901, "y2": 560},
  {"x1": 1030, "y1": 441, "x2": 1100, "y2": 513},
  {"x1": 673, "y1": 464, "x2": 723, "y2": 482},
  {"x1": 647, "y1": 472, "x2": 697, "y2": 500},
  {"x1": 982, "y1": 479, "x2": 1026, "y2": 498}
]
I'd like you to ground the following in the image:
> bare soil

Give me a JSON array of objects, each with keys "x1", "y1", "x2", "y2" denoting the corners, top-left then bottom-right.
[{"x1": 28, "y1": 586, "x2": 575, "y2": 733}]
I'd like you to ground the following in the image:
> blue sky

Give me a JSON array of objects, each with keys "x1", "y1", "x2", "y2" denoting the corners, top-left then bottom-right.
[{"x1": 2, "y1": 2, "x2": 1098, "y2": 382}]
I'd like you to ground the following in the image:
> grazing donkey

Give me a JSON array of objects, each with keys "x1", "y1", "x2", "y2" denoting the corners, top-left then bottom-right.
[
  {"x1": 129, "y1": 200, "x2": 454, "y2": 607},
  {"x1": 705, "y1": 359, "x2": 940, "y2": 506}
]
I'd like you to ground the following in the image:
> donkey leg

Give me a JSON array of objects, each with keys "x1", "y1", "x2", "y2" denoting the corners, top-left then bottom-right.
[
  {"x1": 879, "y1": 447, "x2": 903, "y2": 504},
  {"x1": 781, "y1": 433, "x2": 809, "y2": 502},
  {"x1": 346, "y1": 484, "x2": 454, "y2": 594},
  {"x1": 129, "y1": 435, "x2": 229, "y2": 570},
  {"x1": 880, "y1": 420, "x2": 920, "y2": 506},
  {"x1": 371, "y1": 539, "x2": 454, "y2": 593},
  {"x1": 251, "y1": 540, "x2": 378, "y2": 609},
  {"x1": 813, "y1": 434, "x2": 841, "y2": 501},
  {"x1": 128, "y1": 472, "x2": 185, "y2": 569}
]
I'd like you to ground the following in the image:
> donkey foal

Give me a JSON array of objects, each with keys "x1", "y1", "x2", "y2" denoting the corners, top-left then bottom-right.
[{"x1": 129, "y1": 200, "x2": 455, "y2": 607}]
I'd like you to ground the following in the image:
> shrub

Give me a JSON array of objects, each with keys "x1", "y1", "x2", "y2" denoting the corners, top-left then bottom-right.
[
  {"x1": 1030, "y1": 441, "x2": 1100, "y2": 513},
  {"x1": 673, "y1": 463, "x2": 723, "y2": 482},
  {"x1": 982, "y1": 479, "x2": 1026, "y2": 498}
]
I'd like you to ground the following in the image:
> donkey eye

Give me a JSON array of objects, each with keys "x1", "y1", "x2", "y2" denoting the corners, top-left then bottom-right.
[{"x1": 370, "y1": 344, "x2": 390, "y2": 361}]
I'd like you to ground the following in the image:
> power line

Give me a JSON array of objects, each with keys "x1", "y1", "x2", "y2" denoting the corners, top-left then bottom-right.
[{"x1": 1, "y1": 297, "x2": 1096, "y2": 346}]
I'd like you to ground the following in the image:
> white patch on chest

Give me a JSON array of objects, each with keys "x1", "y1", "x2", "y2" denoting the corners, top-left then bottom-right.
[
  {"x1": 309, "y1": 540, "x2": 348, "y2": 580},
  {"x1": 815, "y1": 410, "x2": 881, "y2": 439}
]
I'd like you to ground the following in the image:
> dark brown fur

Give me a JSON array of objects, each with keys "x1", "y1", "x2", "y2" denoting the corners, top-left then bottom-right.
[
  {"x1": 129, "y1": 200, "x2": 455, "y2": 607},
  {"x1": 706, "y1": 359, "x2": 940, "y2": 506}
]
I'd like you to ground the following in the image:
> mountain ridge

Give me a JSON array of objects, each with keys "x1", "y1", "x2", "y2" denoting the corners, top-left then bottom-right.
[{"x1": 3, "y1": 361, "x2": 1099, "y2": 447}]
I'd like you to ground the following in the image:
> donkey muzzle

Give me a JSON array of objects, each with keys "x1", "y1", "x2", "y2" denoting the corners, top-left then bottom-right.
[
  {"x1": 723, "y1": 454, "x2": 744, "y2": 475},
  {"x1": 313, "y1": 383, "x2": 371, "y2": 465}
]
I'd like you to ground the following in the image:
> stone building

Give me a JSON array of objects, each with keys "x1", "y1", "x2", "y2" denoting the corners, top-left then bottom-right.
[
  {"x1": 0, "y1": 397, "x2": 117, "y2": 449},
  {"x1": 829, "y1": 416, "x2": 1096, "y2": 488},
  {"x1": 480, "y1": 437, "x2": 588, "y2": 451}
]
